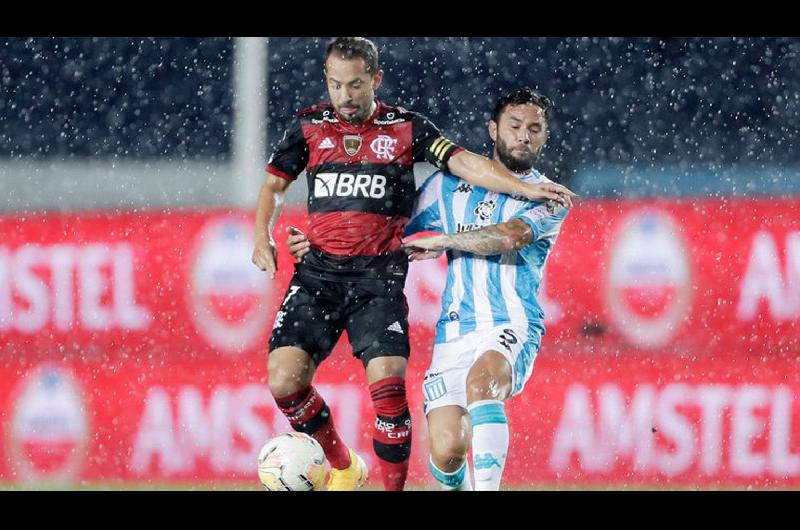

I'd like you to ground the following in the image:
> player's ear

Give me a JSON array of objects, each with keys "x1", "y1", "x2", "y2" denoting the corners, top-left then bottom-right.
[
  {"x1": 488, "y1": 120, "x2": 498, "y2": 142},
  {"x1": 372, "y1": 68, "x2": 384, "y2": 90}
]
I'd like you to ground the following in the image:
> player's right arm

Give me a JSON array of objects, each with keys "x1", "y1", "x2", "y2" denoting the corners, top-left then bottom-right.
[
  {"x1": 403, "y1": 201, "x2": 570, "y2": 259},
  {"x1": 402, "y1": 219, "x2": 532, "y2": 258},
  {"x1": 252, "y1": 116, "x2": 309, "y2": 278},
  {"x1": 253, "y1": 174, "x2": 291, "y2": 278}
]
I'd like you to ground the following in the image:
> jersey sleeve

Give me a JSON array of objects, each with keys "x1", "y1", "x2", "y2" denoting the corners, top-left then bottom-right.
[
  {"x1": 411, "y1": 113, "x2": 464, "y2": 169},
  {"x1": 266, "y1": 117, "x2": 309, "y2": 181},
  {"x1": 512, "y1": 201, "x2": 570, "y2": 262},
  {"x1": 405, "y1": 172, "x2": 445, "y2": 236}
]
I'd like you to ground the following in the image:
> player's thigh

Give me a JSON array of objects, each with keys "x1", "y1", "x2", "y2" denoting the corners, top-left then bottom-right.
[
  {"x1": 422, "y1": 338, "x2": 473, "y2": 413},
  {"x1": 342, "y1": 278, "x2": 410, "y2": 368},
  {"x1": 426, "y1": 405, "x2": 471, "y2": 460},
  {"x1": 466, "y1": 349, "x2": 513, "y2": 402},
  {"x1": 269, "y1": 271, "x2": 345, "y2": 367},
  {"x1": 469, "y1": 325, "x2": 539, "y2": 400}
]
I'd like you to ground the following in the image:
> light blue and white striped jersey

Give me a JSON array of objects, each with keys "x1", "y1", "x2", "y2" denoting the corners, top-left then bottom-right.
[{"x1": 405, "y1": 169, "x2": 569, "y2": 345}]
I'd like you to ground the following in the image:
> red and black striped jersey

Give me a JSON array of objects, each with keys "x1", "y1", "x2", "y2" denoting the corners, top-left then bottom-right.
[{"x1": 267, "y1": 100, "x2": 462, "y2": 278}]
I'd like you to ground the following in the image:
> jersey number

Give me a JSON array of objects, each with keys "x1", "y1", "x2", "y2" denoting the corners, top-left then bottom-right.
[
  {"x1": 282, "y1": 285, "x2": 301, "y2": 308},
  {"x1": 498, "y1": 329, "x2": 519, "y2": 352}
]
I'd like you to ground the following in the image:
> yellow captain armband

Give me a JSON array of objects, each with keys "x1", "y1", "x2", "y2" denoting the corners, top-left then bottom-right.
[{"x1": 428, "y1": 136, "x2": 459, "y2": 168}]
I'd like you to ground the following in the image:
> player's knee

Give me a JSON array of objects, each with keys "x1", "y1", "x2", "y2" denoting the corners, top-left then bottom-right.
[
  {"x1": 267, "y1": 350, "x2": 313, "y2": 398},
  {"x1": 430, "y1": 429, "x2": 469, "y2": 470},
  {"x1": 365, "y1": 355, "x2": 408, "y2": 382}
]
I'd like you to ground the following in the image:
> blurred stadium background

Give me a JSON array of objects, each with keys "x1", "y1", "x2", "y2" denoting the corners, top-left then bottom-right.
[{"x1": 1, "y1": 37, "x2": 798, "y2": 490}]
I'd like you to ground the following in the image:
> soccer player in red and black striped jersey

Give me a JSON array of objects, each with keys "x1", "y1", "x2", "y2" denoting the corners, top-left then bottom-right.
[{"x1": 252, "y1": 37, "x2": 574, "y2": 491}]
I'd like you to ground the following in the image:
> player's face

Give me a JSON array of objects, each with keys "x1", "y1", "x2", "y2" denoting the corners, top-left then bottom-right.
[
  {"x1": 490, "y1": 104, "x2": 548, "y2": 173},
  {"x1": 324, "y1": 55, "x2": 383, "y2": 124}
]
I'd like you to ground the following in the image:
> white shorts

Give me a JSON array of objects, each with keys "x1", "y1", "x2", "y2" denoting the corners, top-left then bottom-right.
[{"x1": 422, "y1": 324, "x2": 541, "y2": 414}]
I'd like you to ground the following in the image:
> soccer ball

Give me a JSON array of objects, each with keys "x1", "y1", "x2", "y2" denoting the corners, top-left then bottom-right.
[{"x1": 257, "y1": 432, "x2": 328, "y2": 491}]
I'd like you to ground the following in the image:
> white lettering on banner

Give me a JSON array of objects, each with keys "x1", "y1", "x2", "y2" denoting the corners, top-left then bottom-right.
[
  {"x1": 130, "y1": 383, "x2": 364, "y2": 476},
  {"x1": 113, "y1": 245, "x2": 150, "y2": 329},
  {"x1": 737, "y1": 231, "x2": 800, "y2": 321},
  {"x1": 549, "y1": 385, "x2": 597, "y2": 470},
  {"x1": 50, "y1": 245, "x2": 75, "y2": 331},
  {"x1": 599, "y1": 384, "x2": 656, "y2": 472},
  {"x1": 656, "y1": 384, "x2": 695, "y2": 476},
  {"x1": 130, "y1": 387, "x2": 184, "y2": 473},
  {"x1": 770, "y1": 387, "x2": 800, "y2": 476},
  {"x1": 697, "y1": 385, "x2": 731, "y2": 475},
  {"x1": 14, "y1": 246, "x2": 49, "y2": 332},
  {"x1": 79, "y1": 244, "x2": 111, "y2": 330},
  {"x1": 550, "y1": 383, "x2": 800, "y2": 478},
  {"x1": 0, "y1": 243, "x2": 151, "y2": 333},
  {"x1": 730, "y1": 386, "x2": 769, "y2": 476}
]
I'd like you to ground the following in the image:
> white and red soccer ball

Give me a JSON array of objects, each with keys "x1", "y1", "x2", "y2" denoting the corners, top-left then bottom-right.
[{"x1": 257, "y1": 432, "x2": 328, "y2": 491}]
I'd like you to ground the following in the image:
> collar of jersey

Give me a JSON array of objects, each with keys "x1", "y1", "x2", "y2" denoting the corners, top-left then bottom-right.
[
  {"x1": 518, "y1": 169, "x2": 544, "y2": 182},
  {"x1": 332, "y1": 99, "x2": 382, "y2": 132}
]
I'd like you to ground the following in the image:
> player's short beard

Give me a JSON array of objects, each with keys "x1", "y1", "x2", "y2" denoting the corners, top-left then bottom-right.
[
  {"x1": 337, "y1": 101, "x2": 370, "y2": 124},
  {"x1": 496, "y1": 136, "x2": 540, "y2": 174}
]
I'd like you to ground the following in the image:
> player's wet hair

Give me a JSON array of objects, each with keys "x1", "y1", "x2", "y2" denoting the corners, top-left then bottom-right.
[
  {"x1": 325, "y1": 37, "x2": 380, "y2": 74},
  {"x1": 493, "y1": 89, "x2": 553, "y2": 123}
]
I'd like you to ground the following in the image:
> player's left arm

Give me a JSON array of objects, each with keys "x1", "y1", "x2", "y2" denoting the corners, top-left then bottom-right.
[
  {"x1": 410, "y1": 113, "x2": 574, "y2": 206},
  {"x1": 446, "y1": 151, "x2": 574, "y2": 207},
  {"x1": 403, "y1": 218, "x2": 532, "y2": 259}
]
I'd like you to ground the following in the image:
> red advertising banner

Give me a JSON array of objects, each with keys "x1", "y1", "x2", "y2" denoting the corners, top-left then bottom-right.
[
  {"x1": 2, "y1": 355, "x2": 799, "y2": 487},
  {"x1": 0, "y1": 199, "x2": 798, "y2": 487},
  {"x1": 542, "y1": 199, "x2": 799, "y2": 357}
]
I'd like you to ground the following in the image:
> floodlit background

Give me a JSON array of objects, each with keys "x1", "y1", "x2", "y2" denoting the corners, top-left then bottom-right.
[{"x1": 1, "y1": 37, "x2": 798, "y2": 490}]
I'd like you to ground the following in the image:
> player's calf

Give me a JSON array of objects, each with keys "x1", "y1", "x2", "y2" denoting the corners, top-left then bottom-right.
[
  {"x1": 369, "y1": 376, "x2": 412, "y2": 491},
  {"x1": 429, "y1": 420, "x2": 470, "y2": 472},
  {"x1": 466, "y1": 350, "x2": 513, "y2": 491},
  {"x1": 268, "y1": 346, "x2": 352, "y2": 470},
  {"x1": 427, "y1": 406, "x2": 473, "y2": 490}
]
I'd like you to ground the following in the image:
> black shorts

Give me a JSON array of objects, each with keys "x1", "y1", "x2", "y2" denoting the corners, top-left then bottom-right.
[{"x1": 268, "y1": 265, "x2": 410, "y2": 368}]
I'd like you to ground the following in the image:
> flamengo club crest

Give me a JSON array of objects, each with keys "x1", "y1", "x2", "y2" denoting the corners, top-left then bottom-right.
[
  {"x1": 9, "y1": 363, "x2": 89, "y2": 483},
  {"x1": 370, "y1": 135, "x2": 398, "y2": 160},
  {"x1": 188, "y1": 216, "x2": 272, "y2": 355},
  {"x1": 343, "y1": 135, "x2": 362, "y2": 156},
  {"x1": 605, "y1": 209, "x2": 692, "y2": 349}
]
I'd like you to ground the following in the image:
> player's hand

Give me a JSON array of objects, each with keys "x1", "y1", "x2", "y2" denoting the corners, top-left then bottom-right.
[
  {"x1": 286, "y1": 226, "x2": 310, "y2": 261},
  {"x1": 521, "y1": 181, "x2": 576, "y2": 208},
  {"x1": 402, "y1": 235, "x2": 447, "y2": 262},
  {"x1": 252, "y1": 238, "x2": 279, "y2": 279}
]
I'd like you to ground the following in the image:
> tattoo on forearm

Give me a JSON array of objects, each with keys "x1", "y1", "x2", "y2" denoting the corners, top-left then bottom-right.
[
  {"x1": 444, "y1": 225, "x2": 515, "y2": 255},
  {"x1": 441, "y1": 220, "x2": 533, "y2": 255}
]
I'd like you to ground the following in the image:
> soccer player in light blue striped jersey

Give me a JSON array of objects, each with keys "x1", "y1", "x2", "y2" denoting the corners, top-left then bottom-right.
[{"x1": 402, "y1": 89, "x2": 571, "y2": 491}]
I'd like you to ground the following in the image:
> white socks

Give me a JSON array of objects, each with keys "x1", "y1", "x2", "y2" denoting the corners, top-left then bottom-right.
[
  {"x1": 467, "y1": 400, "x2": 508, "y2": 491},
  {"x1": 429, "y1": 457, "x2": 473, "y2": 491}
]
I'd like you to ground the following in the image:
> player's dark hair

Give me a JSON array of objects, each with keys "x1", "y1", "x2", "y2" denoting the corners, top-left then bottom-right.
[
  {"x1": 493, "y1": 89, "x2": 553, "y2": 124},
  {"x1": 324, "y1": 37, "x2": 379, "y2": 74}
]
